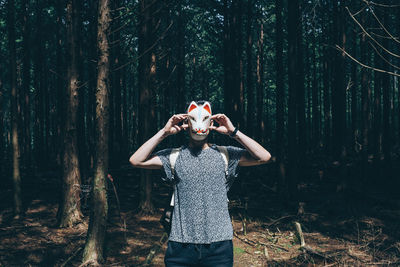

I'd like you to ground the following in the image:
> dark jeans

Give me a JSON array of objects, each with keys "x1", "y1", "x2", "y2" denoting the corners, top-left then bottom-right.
[{"x1": 164, "y1": 240, "x2": 233, "y2": 267}]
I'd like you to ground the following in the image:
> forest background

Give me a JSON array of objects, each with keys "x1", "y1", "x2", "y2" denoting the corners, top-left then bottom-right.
[{"x1": 1, "y1": 0, "x2": 400, "y2": 266}]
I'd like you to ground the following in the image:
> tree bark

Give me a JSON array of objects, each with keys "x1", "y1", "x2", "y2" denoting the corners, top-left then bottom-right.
[
  {"x1": 332, "y1": 1, "x2": 347, "y2": 160},
  {"x1": 287, "y1": 0, "x2": 298, "y2": 200},
  {"x1": 34, "y1": 0, "x2": 45, "y2": 170},
  {"x1": 8, "y1": 0, "x2": 22, "y2": 218},
  {"x1": 361, "y1": 13, "x2": 371, "y2": 182},
  {"x1": 21, "y1": 0, "x2": 32, "y2": 173},
  {"x1": 82, "y1": 0, "x2": 110, "y2": 264},
  {"x1": 176, "y1": 0, "x2": 186, "y2": 114},
  {"x1": 256, "y1": 22, "x2": 264, "y2": 144},
  {"x1": 138, "y1": 0, "x2": 157, "y2": 214},
  {"x1": 275, "y1": 0, "x2": 285, "y2": 190},
  {"x1": 58, "y1": 0, "x2": 83, "y2": 228},
  {"x1": 246, "y1": 0, "x2": 254, "y2": 138}
]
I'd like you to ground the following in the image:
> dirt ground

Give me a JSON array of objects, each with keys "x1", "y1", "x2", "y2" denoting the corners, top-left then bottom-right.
[{"x1": 1, "y1": 164, "x2": 400, "y2": 266}]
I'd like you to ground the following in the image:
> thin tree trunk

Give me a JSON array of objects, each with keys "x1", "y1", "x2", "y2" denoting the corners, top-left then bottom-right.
[
  {"x1": 381, "y1": 11, "x2": 391, "y2": 169},
  {"x1": 34, "y1": 0, "x2": 45, "y2": 170},
  {"x1": 22, "y1": 0, "x2": 32, "y2": 173},
  {"x1": 223, "y1": 0, "x2": 232, "y2": 118},
  {"x1": 56, "y1": 0, "x2": 65, "y2": 167},
  {"x1": 246, "y1": 0, "x2": 254, "y2": 138},
  {"x1": 361, "y1": 13, "x2": 371, "y2": 182},
  {"x1": 176, "y1": 0, "x2": 185, "y2": 114},
  {"x1": 312, "y1": 29, "x2": 320, "y2": 149},
  {"x1": 58, "y1": 0, "x2": 83, "y2": 228},
  {"x1": 296, "y1": 1, "x2": 305, "y2": 164},
  {"x1": 275, "y1": 0, "x2": 285, "y2": 190},
  {"x1": 332, "y1": 0, "x2": 347, "y2": 160},
  {"x1": 82, "y1": 0, "x2": 110, "y2": 264},
  {"x1": 8, "y1": 0, "x2": 22, "y2": 218},
  {"x1": 0, "y1": 79, "x2": 4, "y2": 178},
  {"x1": 351, "y1": 27, "x2": 358, "y2": 152},
  {"x1": 138, "y1": 0, "x2": 157, "y2": 214},
  {"x1": 256, "y1": 23, "x2": 264, "y2": 143},
  {"x1": 287, "y1": 0, "x2": 298, "y2": 200}
]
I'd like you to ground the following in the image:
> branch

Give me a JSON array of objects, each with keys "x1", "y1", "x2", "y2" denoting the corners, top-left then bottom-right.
[
  {"x1": 345, "y1": 7, "x2": 400, "y2": 59},
  {"x1": 335, "y1": 45, "x2": 400, "y2": 77},
  {"x1": 363, "y1": 0, "x2": 400, "y2": 8},
  {"x1": 368, "y1": 4, "x2": 400, "y2": 44},
  {"x1": 368, "y1": 41, "x2": 400, "y2": 71}
]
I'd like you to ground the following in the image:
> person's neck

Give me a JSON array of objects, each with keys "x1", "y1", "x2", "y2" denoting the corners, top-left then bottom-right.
[{"x1": 188, "y1": 138, "x2": 210, "y2": 150}]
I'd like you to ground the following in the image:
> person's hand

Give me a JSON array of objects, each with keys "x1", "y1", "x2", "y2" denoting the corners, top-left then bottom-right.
[
  {"x1": 163, "y1": 114, "x2": 189, "y2": 136},
  {"x1": 209, "y1": 114, "x2": 235, "y2": 135}
]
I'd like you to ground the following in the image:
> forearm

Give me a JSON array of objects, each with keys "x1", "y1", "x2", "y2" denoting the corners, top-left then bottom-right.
[
  {"x1": 232, "y1": 130, "x2": 271, "y2": 162},
  {"x1": 129, "y1": 128, "x2": 167, "y2": 165}
]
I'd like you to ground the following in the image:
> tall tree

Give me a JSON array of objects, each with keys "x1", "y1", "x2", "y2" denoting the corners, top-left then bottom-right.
[
  {"x1": 21, "y1": 0, "x2": 32, "y2": 172},
  {"x1": 82, "y1": 0, "x2": 110, "y2": 263},
  {"x1": 332, "y1": 0, "x2": 347, "y2": 159},
  {"x1": 246, "y1": 0, "x2": 254, "y2": 138},
  {"x1": 275, "y1": 0, "x2": 285, "y2": 186},
  {"x1": 58, "y1": 0, "x2": 83, "y2": 227},
  {"x1": 137, "y1": 0, "x2": 158, "y2": 214},
  {"x1": 256, "y1": 22, "x2": 264, "y2": 143},
  {"x1": 8, "y1": 0, "x2": 22, "y2": 218},
  {"x1": 287, "y1": 0, "x2": 299, "y2": 200}
]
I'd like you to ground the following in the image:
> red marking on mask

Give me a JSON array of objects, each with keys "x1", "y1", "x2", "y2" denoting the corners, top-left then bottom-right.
[
  {"x1": 188, "y1": 103, "x2": 197, "y2": 113},
  {"x1": 203, "y1": 104, "x2": 211, "y2": 114}
]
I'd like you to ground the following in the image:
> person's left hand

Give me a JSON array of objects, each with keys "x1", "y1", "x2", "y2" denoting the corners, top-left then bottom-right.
[{"x1": 209, "y1": 114, "x2": 235, "y2": 135}]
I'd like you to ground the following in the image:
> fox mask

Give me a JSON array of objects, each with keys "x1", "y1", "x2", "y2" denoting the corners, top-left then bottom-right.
[{"x1": 187, "y1": 101, "x2": 212, "y2": 141}]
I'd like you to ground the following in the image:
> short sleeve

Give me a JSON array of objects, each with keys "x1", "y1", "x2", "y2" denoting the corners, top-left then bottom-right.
[
  {"x1": 225, "y1": 145, "x2": 246, "y2": 190},
  {"x1": 153, "y1": 148, "x2": 173, "y2": 182}
]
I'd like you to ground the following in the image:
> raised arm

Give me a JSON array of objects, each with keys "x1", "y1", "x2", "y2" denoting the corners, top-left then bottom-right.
[
  {"x1": 210, "y1": 114, "x2": 271, "y2": 166},
  {"x1": 129, "y1": 114, "x2": 188, "y2": 169}
]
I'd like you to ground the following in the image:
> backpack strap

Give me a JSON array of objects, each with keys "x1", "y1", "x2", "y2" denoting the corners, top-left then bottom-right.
[
  {"x1": 169, "y1": 146, "x2": 182, "y2": 206},
  {"x1": 216, "y1": 145, "x2": 229, "y2": 177}
]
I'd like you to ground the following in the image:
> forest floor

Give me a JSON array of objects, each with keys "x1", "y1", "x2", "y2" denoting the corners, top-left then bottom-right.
[{"x1": 1, "y1": 162, "x2": 400, "y2": 266}]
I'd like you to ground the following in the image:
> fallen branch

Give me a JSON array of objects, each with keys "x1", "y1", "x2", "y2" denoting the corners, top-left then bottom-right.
[
  {"x1": 60, "y1": 246, "x2": 83, "y2": 267},
  {"x1": 142, "y1": 232, "x2": 169, "y2": 266},
  {"x1": 233, "y1": 231, "x2": 289, "y2": 252},
  {"x1": 264, "y1": 215, "x2": 296, "y2": 226}
]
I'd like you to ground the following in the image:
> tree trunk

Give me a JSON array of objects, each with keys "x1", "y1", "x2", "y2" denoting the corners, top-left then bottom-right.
[
  {"x1": 58, "y1": 0, "x2": 83, "y2": 228},
  {"x1": 81, "y1": 0, "x2": 110, "y2": 264},
  {"x1": 246, "y1": 0, "x2": 254, "y2": 138},
  {"x1": 256, "y1": 23, "x2": 264, "y2": 143},
  {"x1": 312, "y1": 28, "x2": 320, "y2": 149},
  {"x1": 332, "y1": 0, "x2": 347, "y2": 160},
  {"x1": 275, "y1": 0, "x2": 285, "y2": 190},
  {"x1": 287, "y1": 0, "x2": 299, "y2": 200},
  {"x1": 381, "y1": 11, "x2": 391, "y2": 169},
  {"x1": 22, "y1": 0, "x2": 32, "y2": 173},
  {"x1": 8, "y1": 0, "x2": 22, "y2": 218},
  {"x1": 138, "y1": 0, "x2": 157, "y2": 214},
  {"x1": 361, "y1": 13, "x2": 371, "y2": 182},
  {"x1": 176, "y1": 0, "x2": 185, "y2": 114},
  {"x1": 223, "y1": 0, "x2": 232, "y2": 118},
  {"x1": 296, "y1": 1, "x2": 305, "y2": 170},
  {"x1": 56, "y1": 0, "x2": 65, "y2": 167},
  {"x1": 34, "y1": 0, "x2": 45, "y2": 170},
  {"x1": 351, "y1": 25, "x2": 358, "y2": 152},
  {"x1": 0, "y1": 79, "x2": 4, "y2": 178}
]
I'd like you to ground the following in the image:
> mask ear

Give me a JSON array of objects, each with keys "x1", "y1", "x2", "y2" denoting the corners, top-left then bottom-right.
[
  {"x1": 188, "y1": 101, "x2": 198, "y2": 113},
  {"x1": 203, "y1": 102, "x2": 211, "y2": 114}
]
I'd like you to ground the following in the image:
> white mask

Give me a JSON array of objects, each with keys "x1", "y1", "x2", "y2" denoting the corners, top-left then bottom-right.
[{"x1": 187, "y1": 101, "x2": 212, "y2": 141}]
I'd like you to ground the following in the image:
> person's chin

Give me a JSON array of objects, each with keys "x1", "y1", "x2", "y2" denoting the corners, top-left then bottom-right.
[{"x1": 189, "y1": 132, "x2": 208, "y2": 142}]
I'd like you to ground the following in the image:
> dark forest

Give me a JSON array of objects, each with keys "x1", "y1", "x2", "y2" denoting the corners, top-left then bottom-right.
[{"x1": 1, "y1": 0, "x2": 400, "y2": 266}]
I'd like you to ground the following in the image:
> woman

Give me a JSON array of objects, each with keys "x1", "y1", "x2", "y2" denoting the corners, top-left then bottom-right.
[{"x1": 129, "y1": 100, "x2": 271, "y2": 267}]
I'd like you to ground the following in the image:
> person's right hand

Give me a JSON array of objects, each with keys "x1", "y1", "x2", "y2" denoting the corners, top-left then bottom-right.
[{"x1": 163, "y1": 114, "x2": 188, "y2": 136}]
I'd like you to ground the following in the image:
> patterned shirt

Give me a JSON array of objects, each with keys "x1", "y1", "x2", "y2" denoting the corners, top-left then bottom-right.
[{"x1": 154, "y1": 144, "x2": 245, "y2": 244}]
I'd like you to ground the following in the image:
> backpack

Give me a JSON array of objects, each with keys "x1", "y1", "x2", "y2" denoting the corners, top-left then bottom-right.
[{"x1": 160, "y1": 145, "x2": 229, "y2": 235}]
